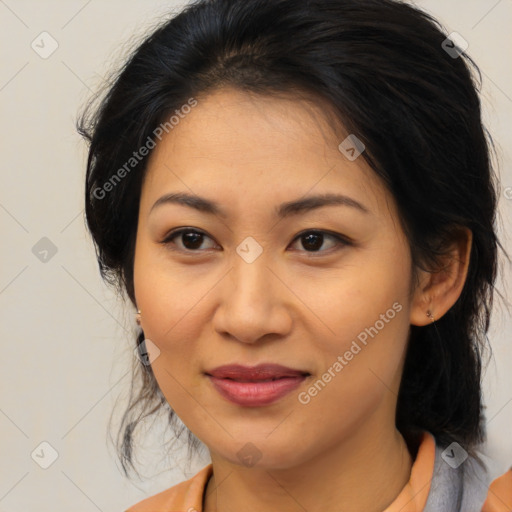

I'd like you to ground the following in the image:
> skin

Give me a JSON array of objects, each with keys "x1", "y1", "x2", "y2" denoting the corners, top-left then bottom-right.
[{"x1": 133, "y1": 87, "x2": 472, "y2": 512}]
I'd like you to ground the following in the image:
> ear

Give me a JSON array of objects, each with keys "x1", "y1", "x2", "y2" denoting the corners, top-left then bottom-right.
[{"x1": 410, "y1": 227, "x2": 472, "y2": 326}]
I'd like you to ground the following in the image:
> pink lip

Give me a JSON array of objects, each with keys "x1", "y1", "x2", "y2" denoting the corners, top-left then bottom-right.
[
  {"x1": 207, "y1": 375, "x2": 308, "y2": 406},
  {"x1": 204, "y1": 363, "x2": 310, "y2": 407}
]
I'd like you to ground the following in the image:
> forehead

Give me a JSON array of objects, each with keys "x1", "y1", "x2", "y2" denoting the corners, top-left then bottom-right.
[
  {"x1": 150, "y1": 87, "x2": 350, "y2": 165},
  {"x1": 141, "y1": 87, "x2": 394, "y2": 221}
]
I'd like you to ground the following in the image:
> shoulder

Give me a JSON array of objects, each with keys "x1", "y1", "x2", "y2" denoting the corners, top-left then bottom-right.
[
  {"x1": 482, "y1": 468, "x2": 512, "y2": 512},
  {"x1": 125, "y1": 464, "x2": 213, "y2": 512}
]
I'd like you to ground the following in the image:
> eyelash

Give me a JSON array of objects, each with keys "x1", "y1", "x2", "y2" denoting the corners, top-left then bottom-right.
[{"x1": 160, "y1": 228, "x2": 352, "y2": 256}]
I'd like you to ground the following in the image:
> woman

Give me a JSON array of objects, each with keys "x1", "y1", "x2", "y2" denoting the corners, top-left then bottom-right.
[{"x1": 78, "y1": 0, "x2": 512, "y2": 510}]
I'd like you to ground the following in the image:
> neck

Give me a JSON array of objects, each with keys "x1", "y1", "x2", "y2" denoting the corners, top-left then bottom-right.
[{"x1": 203, "y1": 424, "x2": 414, "y2": 512}]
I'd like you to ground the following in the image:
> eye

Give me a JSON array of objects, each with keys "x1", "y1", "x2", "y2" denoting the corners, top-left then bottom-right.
[
  {"x1": 289, "y1": 230, "x2": 351, "y2": 254},
  {"x1": 161, "y1": 228, "x2": 218, "y2": 252}
]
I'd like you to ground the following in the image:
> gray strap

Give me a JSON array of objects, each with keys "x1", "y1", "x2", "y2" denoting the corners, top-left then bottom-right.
[{"x1": 423, "y1": 444, "x2": 491, "y2": 511}]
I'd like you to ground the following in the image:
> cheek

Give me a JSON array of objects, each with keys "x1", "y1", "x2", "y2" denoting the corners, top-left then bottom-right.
[
  {"x1": 134, "y1": 272, "x2": 207, "y2": 421},
  {"x1": 311, "y1": 296, "x2": 408, "y2": 396},
  {"x1": 148, "y1": 356, "x2": 212, "y2": 442},
  {"x1": 133, "y1": 237, "x2": 205, "y2": 341},
  {"x1": 296, "y1": 300, "x2": 410, "y2": 442},
  {"x1": 304, "y1": 256, "x2": 409, "y2": 344},
  {"x1": 299, "y1": 252, "x2": 411, "y2": 393},
  {"x1": 133, "y1": 238, "x2": 214, "y2": 382}
]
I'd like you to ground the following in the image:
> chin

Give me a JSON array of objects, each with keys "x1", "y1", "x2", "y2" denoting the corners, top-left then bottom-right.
[{"x1": 213, "y1": 437, "x2": 308, "y2": 471}]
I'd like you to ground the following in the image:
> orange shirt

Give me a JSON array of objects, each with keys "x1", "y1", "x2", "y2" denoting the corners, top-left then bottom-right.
[{"x1": 125, "y1": 432, "x2": 512, "y2": 512}]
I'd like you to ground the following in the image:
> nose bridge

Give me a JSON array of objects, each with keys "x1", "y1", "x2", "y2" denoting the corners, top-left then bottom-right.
[
  {"x1": 229, "y1": 247, "x2": 275, "y2": 313},
  {"x1": 214, "y1": 244, "x2": 292, "y2": 343}
]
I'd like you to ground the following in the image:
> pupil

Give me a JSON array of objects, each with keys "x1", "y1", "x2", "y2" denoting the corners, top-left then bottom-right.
[
  {"x1": 303, "y1": 233, "x2": 322, "y2": 251},
  {"x1": 183, "y1": 232, "x2": 203, "y2": 249}
]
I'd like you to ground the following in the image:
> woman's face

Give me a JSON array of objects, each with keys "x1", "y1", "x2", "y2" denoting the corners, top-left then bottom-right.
[{"x1": 133, "y1": 87, "x2": 421, "y2": 469}]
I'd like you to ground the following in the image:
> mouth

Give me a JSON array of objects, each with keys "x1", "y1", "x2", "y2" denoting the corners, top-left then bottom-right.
[{"x1": 204, "y1": 363, "x2": 311, "y2": 407}]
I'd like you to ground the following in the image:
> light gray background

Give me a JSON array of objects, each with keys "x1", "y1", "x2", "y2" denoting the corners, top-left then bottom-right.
[{"x1": 0, "y1": 1, "x2": 511, "y2": 510}]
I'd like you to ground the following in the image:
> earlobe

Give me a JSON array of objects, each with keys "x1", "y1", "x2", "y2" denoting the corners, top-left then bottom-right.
[{"x1": 409, "y1": 227, "x2": 472, "y2": 327}]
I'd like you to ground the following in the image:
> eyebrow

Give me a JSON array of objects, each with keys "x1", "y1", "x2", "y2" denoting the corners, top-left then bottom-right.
[{"x1": 149, "y1": 191, "x2": 371, "y2": 218}]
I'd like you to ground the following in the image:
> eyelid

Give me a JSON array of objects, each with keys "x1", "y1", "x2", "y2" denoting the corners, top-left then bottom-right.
[
  {"x1": 160, "y1": 227, "x2": 352, "y2": 254},
  {"x1": 161, "y1": 227, "x2": 219, "y2": 251},
  {"x1": 287, "y1": 229, "x2": 352, "y2": 257}
]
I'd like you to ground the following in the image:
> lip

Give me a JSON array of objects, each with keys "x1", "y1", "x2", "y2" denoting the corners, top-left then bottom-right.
[
  {"x1": 205, "y1": 363, "x2": 310, "y2": 380},
  {"x1": 205, "y1": 364, "x2": 310, "y2": 407}
]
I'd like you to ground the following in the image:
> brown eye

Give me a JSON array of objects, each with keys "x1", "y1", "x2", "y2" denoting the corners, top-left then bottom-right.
[
  {"x1": 289, "y1": 230, "x2": 351, "y2": 253},
  {"x1": 161, "y1": 228, "x2": 217, "y2": 252}
]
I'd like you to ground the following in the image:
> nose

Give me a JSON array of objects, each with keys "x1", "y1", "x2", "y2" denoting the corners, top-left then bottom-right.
[{"x1": 213, "y1": 253, "x2": 293, "y2": 345}]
